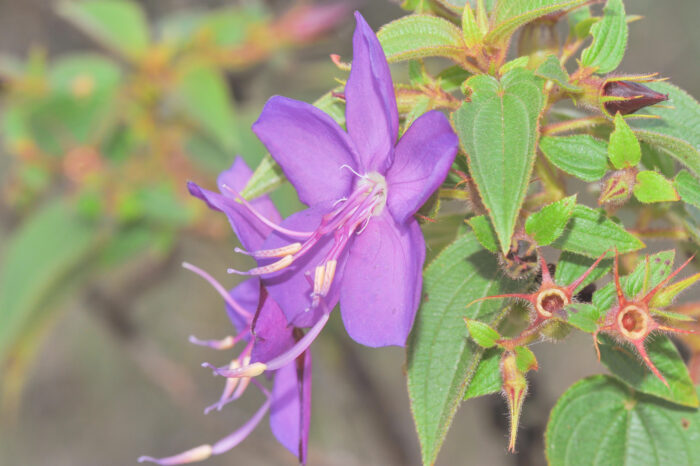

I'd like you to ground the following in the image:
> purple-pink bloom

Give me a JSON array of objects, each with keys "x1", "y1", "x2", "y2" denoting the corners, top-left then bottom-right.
[
  {"x1": 139, "y1": 158, "x2": 313, "y2": 465},
  {"x1": 230, "y1": 12, "x2": 459, "y2": 347}
]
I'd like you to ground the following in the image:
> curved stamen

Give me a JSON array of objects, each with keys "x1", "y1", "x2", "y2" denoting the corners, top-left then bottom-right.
[
  {"x1": 220, "y1": 183, "x2": 313, "y2": 239},
  {"x1": 339, "y1": 164, "x2": 367, "y2": 179},
  {"x1": 188, "y1": 332, "x2": 249, "y2": 350},
  {"x1": 182, "y1": 262, "x2": 252, "y2": 320}
]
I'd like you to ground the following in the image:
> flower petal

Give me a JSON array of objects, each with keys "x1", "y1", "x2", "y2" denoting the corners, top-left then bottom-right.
[
  {"x1": 252, "y1": 96, "x2": 357, "y2": 210},
  {"x1": 218, "y1": 156, "x2": 281, "y2": 227},
  {"x1": 250, "y1": 291, "x2": 295, "y2": 364},
  {"x1": 345, "y1": 12, "x2": 398, "y2": 173},
  {"x1": 269, "y1": 350, "x2": 312, "y2": 464},
  {"x1": 227, "y1": 277, "x2": 260, "y2": 333},
  {"x1": 386, "y1": 110, "x2": 458, "y2": 223},
  {"x1": 261, "y1": 208, "x2": 348, "y2": 328},
  {"x1": 340, "y1": 213, "x2": 425, "y2": 347}
]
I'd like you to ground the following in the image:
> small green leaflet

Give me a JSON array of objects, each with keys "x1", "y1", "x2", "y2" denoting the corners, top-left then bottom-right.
[
  {"x1": 608, "y1": 113, "x2": 641, "y2": 169},
  {"x1": 465, "y1": 319, "x2": 500, "y2": 348},
  {"x1": 525, "y1": 195, "x2": 576, "y2": 246},
  {"x1": 539, "y1": 135, "x2": 609, "y2": 182},
  {"x1": 550, "y1": 205, "x2": 644, "y2": 257},
  {"x1": 377, "y1": 15, "x2": 465, "y2": 63},
  {"x1": 534, "y1": 55, "x2": 582, "y2": 93},
  {"x1": 580, "y1": 0, "x2": 627, "y2": 73},
  {"x1": 463, "y1": 346, "x2": 538, "y2": 401},
  {"x1": 546, "y1": 376, "x2": 700, "y2": 466},
  {"x1": 407, "y1": 233, "x2": 518, "y2": 466},
  {"x1": 453, "y1": 68, "x2": 544, "y2": 254}
]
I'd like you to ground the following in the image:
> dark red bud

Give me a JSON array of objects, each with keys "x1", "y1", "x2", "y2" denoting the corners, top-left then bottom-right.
[{"x1": 603, "y1": 80, "x2": 668, "y2": 115}]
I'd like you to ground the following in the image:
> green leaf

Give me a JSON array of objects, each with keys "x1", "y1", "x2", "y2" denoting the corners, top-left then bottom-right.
[
  {"x1": 637, "y1": 130, "x2": 700, "y2": 178},
  {"x1": 487, "y1": 0, "x2": 587, "y2": 45},
  {"x1": 534, "y1": 55, "x2": 582, "y2": 93},
  {"x1": 0, "y1": 202, "x2": 101, "y2": 361},
  {"x1": 608, "y1": 112, "x2": 641, "y2": 169},
  {"x1": 597, "y1": 334, "x2": 699, "y2": 407},
  {"x1": 453, "y1": 68, "x2": 544, "y2": 254},
  {"x1": 465, "y1": 319, "x2": 501, "y2": 348},
  {"x1": 551, "y1": 205, "x2": 644, "y2": 258},
  {"x1": 466, "y1": 215, "x2": 499, "y2": 252},
  {"x1": 407, "y1": 233, "x2": 518, "y2": 465},
  {"x1": 463, "y1": 347, "x2": 502, "y2": 400},
  {"x1": 539, "y1": 135, "x2": 609, "y2": 182},
  {"x1": 568, "y1": 4, "x2": 592, "y2": 38},
  {"x1": 49, "y1": 54, "x2": 122, "y2": 96},
  {"x1": 675, "y1": 170, "x2": 700, "y2": 208},
  {"x1": 580, "y1": 0, "x2": 627, "y2": 73},
  {"x1": 555, "y1": 251, "x2": 612, "y2": 291},
  {"x1": 57, "y1": 0, "x2": 149, "y2": 60},
  {"x1": 633, "y1": 171, "x2": 680, "y2": 203},
  {"x1": 377, "y1": 15, "x2": 465, "y2": 63},
  {"x1": 461, "y1": 4, "x2": 481, "y2": 49},
  {"x1": 176, "y1": 62, "x2": 237, "y2": 151},
  {"x1": 546, "y1": 376, "x2": 700, "y2": 466},
  {"x1": 525, "y1": 195, "x2": 576, "y2": 246},
  {"x1": 564, "y1": 302, "x2": 603, "y2": 333}
]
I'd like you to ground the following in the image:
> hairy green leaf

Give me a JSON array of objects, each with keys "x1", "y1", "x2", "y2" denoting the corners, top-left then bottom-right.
[
  {"x1": 487, "y1": 0, "x2": 587, "y2": 45},
  {"x1": 465, "y1": 319, "x2": 501, "y2": 348},
  {"x1": 377, "y1": 15, "x2": 465, "y2": 63},
  {"x1": 546, "y1": 376, "x2": 700, "y2": 466},
  {"x1": 551, "y1": 205, "x2": 644, "y2": 257},
  {"x1": 675, "y1": 170, "x2": 700, "y2": 208},
  {"x1": 540, "y1": 135, "x2": 609, "y2": 182},
  {"x1": 407, "y1": 233, "x2": 518, "y2": 465},
  {"x1": 580, "y1": 0, "x2": 627, "y2": 73},
  {"x1": 453, "y1": 68, "x2": 544, "y2": 254},
  {"x1": 608, "y1": 112, "x2": 641, "y2": 169},
  {"x1": 525, "y1": 195, "x2": 576, "y2": 246},
  {"x1": 467, "y1": 215, "x2": 499, "y2": 253},
  {"x1": 534, "y1": 55, "x2": 582, "y2": 93}
]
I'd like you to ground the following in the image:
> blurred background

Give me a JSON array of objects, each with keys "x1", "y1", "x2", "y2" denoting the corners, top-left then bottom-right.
[{"x1": 0, "y1": 1, "x2": 698, "y2": 465}]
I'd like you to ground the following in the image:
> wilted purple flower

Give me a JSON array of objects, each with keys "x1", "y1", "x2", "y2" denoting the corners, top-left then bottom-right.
[
  {"x1": 139, "y1": 158, "x2": 313, "y2": 465},
  {"x1": 223, "y1": 12, "x2": 458, "y2": 348}
]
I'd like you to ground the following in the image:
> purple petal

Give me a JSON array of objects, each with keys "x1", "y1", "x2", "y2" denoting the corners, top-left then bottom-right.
[
  {"x1": 227, "y1": 277, "x2": 260, "y2": 333},
  {"x1": 219, "y1": 157, "x2": 281, "y2": 228},
  {"x1": 261, "y1": 207, "x2": 349, "y2": 328},
  {"x1": 340, "y1": 213, "x2": 425, "y2": 347},
  {"x1": 187, "y1": 180, "x2": 279, "y2": 252},
  {"x1": 269, "y1": 350, "x2": 312, "y2": 464},
  {"x1": 252, "y1": 96, "x2": 357, "y2": 210},
  {"x1": 250, "y1": 291, "x2": 295, "y2": 364},
  {"x1": 386, "y1": 110, "x2": 458, "y2": 223},
  {"x1": 345, "y1": 12, "x2": 398, "y2": 173}
]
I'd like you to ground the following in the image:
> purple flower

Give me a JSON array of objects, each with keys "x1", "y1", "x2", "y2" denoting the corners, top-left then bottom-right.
[
  {"x1": 228, "y1": 12, "x2": 459, "y2": 347},
  {"x1": 139, "y1": 159, "x2": 314, "y2": 465}
]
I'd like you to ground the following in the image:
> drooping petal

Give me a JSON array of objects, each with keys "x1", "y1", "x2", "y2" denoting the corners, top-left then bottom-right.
[
  {"x1": 339, "y1": 213, "x2": 425, "y2": 347},
  {"x1": 250, "y1": 290, "x2": 295, "y2": 364},
  {"x1": 252, "y1": 96, "x2": 357, "y2": 210},
  {"x1": 188, "y1": 181, "x2": 276, "y2": 252},
  {"x1": 261, "y1": 208, "x2": 349, "y2": 328},
  {"x1": 269, "y1": 350, "x2": 312, "y2": 463},
  {"x1": 385, "y1": 110, "x2": 458, "y2": 223},
  {"x1": 345, "y1": 12, "x2": 399, "y2": 173}
]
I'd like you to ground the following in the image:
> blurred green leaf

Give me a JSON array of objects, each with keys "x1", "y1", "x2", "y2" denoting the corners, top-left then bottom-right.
[
  {"x1": 49, "y1": 54, "x2": 122, "y2": 96},
  {"x1": 0, "y1": 202, "x2": 101, "y2": 362},
  {"x1": 57, "y1": 0, "x2": 150, "y2": 60},
  {"x1": 378, "y1": 15, "x2": 466, "y2": 63},
  {"x1": 176, "y1": 62, "x2": 237, "y2": 152},
  {"x1": 580, "y1": 0, "x2": 627, "y2": 73},
  {"x1": 675, "y1": 170, "x2": 700, "y2": 208}
]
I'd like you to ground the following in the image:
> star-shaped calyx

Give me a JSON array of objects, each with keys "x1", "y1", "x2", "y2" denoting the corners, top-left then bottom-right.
[
  {"x1": 470, "y1": 251, "x2": 608, "y2": 348},
  {"x1": 594, "y1": 251, "x2": 698, "y2": 386}
]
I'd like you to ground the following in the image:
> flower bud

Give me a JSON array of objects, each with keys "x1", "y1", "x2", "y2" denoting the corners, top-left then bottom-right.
[
  {"x1": 501, "y1": 351, "x2": 528, "y2": 453},
  {"x1": 598, "y1": 167, "x2": 637, "y2": 208},
  {"x1": 603, "y1": 80, "x2": 668, "y2": 116}
]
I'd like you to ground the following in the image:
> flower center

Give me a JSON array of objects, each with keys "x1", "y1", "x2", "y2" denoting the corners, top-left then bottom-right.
[
  {"x1": 228, "y1": 169, "x2": 389, "y2": 314},
  {"x1": 535, "y1": 288, "x2": 569, "y2": 317},
  {"x1": 617, "y1": 304, "x2": 649, "y2": 340}
]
